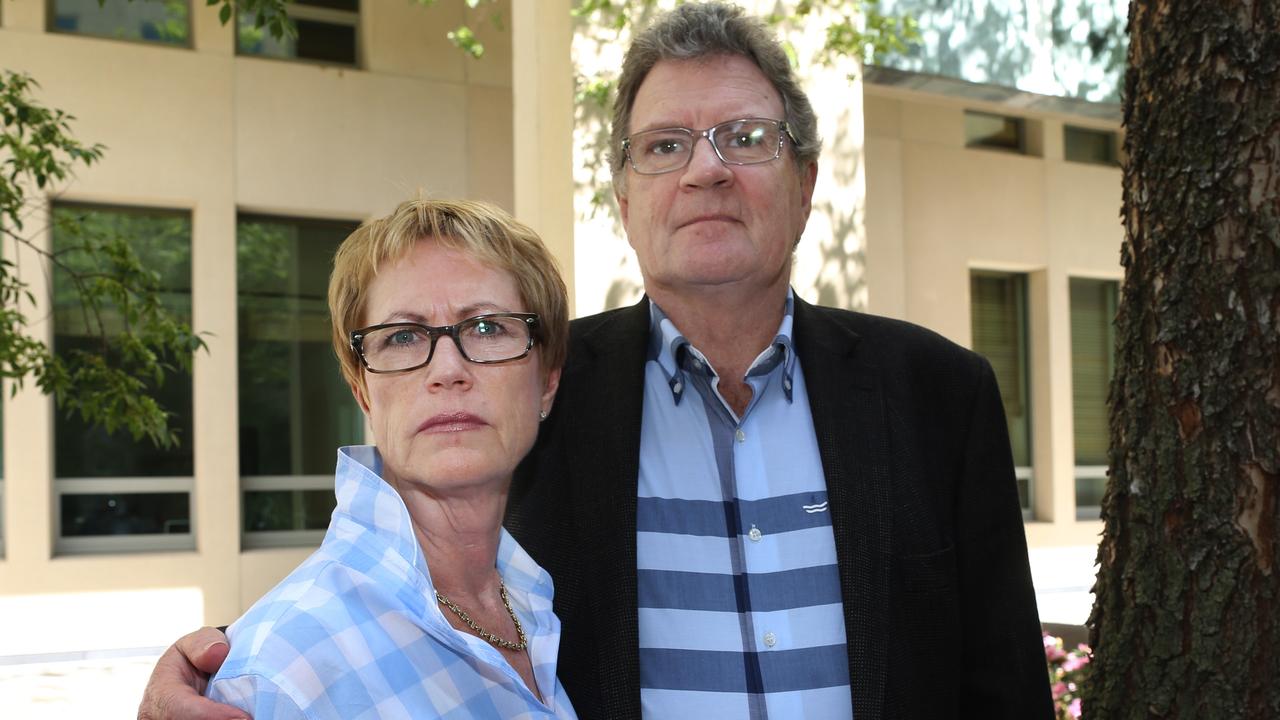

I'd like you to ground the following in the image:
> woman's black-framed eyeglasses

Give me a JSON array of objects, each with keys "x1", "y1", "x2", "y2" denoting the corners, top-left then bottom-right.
[{"x1": 350, "y1": 312, "x2": 540, "y2": 374}]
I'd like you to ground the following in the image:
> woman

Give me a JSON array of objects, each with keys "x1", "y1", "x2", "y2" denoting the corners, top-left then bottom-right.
[{"x1": 206, "y1": 198, "x2": 575, "y2": 719}]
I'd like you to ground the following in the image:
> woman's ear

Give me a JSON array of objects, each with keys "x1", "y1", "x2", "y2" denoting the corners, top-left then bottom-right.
[
  {"x1": 540, "y1": 367, "x2": 562, "y2": 418},
  {"x1": 350, "y1": 380, "x2": 371, "y2": 416}
]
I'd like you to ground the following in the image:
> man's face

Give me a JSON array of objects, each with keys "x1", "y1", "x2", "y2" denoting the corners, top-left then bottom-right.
[{"x1": 616, "y1": 54, "x2": 817, "y2": 300}]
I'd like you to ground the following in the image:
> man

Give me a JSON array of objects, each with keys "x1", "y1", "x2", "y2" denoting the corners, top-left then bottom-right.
[{"x1": 141, "y1": 4, "x2": 1052, "y2": 718}]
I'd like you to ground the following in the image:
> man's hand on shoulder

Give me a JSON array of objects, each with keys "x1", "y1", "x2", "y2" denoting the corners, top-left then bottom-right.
[{"x1": 137, "y1": 627, "x2": 248, "y2": 720}]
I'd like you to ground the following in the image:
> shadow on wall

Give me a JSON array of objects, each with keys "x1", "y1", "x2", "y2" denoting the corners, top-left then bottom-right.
[{"x1": 807, "y1": 101, "x2": 866, "y2": 312}]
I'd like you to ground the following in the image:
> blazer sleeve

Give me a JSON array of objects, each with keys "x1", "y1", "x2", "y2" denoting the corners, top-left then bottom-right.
[{"x1": 954, "y1": 357, "x2": 1055, "y2": 719}]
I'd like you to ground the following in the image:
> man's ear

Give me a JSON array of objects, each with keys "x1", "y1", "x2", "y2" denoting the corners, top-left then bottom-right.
[
  {"x1": 616, "y1": 183, "x2": 630, "y2": 233},
  {"x1": 800, "y1": 159, "x2": 818, "y2": 220}
]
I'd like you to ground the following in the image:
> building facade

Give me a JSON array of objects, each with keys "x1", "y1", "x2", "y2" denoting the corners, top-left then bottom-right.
[{"x1": 1, "y1": 0, "x2": 1119, "y2": 658}]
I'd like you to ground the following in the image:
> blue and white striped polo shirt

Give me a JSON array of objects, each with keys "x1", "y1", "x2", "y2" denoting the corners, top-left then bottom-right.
[{"x1": 637, "y1": 293, "x2": 852, "y2": 719}]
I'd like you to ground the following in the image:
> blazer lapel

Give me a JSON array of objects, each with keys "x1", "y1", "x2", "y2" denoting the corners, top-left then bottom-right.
[
  {"x1": 561, "y1": 298, "x2": 651, "y2": 716},
  {"x1": 794, "y1": 297, "x2": 892, "y2": 720}
]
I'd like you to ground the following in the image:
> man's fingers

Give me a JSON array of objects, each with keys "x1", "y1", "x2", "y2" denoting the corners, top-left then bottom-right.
[
  {"x1": 137, "y1": 628, "x2": 246, "y2": 720},
  {"x1": 142, "y1": 689, "x2": 251, "y2": 720},
  {"x1": 174, "y1": 626, "x2": 231, "y2": 676}
]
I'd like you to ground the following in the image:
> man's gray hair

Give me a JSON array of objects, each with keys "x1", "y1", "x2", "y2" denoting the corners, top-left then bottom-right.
[{"x1": 609, "y1": 2, "x2": 821, "y2": 190}]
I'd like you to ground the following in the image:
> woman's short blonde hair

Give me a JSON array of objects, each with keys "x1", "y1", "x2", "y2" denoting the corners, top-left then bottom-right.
[{"x1": 328, "y1": 198, "x2": 569, "y2": 391}]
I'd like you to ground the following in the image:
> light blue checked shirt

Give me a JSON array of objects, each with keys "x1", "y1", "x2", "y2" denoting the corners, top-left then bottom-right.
[
  {"x1": 637, "y1": 291, "x2": 852, "y2": 719},
  {"x1": 207, "y1": 445, "x2": 576, "y2": 719}
]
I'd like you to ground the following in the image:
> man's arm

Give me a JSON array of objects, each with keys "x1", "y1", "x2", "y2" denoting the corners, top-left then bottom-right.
[
  {"x1": 955, "y1": 359, "x2": 1054, "y2": 718},
  {"x1": 137, "y1": 627, "x2": 249, "y2": 720}
]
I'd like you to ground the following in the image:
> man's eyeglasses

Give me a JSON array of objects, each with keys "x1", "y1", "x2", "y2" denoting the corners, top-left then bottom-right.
[
  {"x1": 350, "y1": 313, "x2": 540, "y2": 374},
  {"x1": 622, "y1": 118, "x2": 791, "y2": 175}
]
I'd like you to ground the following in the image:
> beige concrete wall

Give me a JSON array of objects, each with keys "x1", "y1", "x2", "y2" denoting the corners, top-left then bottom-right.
[
  {"x1": 863, "y1": 85, "x2": 1123, "y2": 550},
  {"x1": 0, "y1": 0, "x2": 513, "y2": 654},
  {"x1": 0, "y1": 0, "x2": 1124, "y2": 648}
]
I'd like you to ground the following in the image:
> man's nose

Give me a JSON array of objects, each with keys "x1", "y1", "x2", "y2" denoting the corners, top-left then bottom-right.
[{"x1": 680, "y1": 135, "x2": 733, "y2": 186}]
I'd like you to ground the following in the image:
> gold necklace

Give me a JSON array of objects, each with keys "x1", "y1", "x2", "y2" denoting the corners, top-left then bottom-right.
[{"x1": 435, "y1": 580, "x2": 528, "y2": 651}]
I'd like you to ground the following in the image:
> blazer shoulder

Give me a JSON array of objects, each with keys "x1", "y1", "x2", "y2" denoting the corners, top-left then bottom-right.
[
  {"x1": 569, "y1": 300, "x2": 648, "y2": 336},
  {"x1": 804, "y1": 303, "x2": 986, "y2": 375}
]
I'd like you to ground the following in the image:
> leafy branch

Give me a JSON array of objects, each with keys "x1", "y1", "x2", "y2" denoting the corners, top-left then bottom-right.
[{"x1": 1, "y1": 71, "x2": 206, "y2": 447}]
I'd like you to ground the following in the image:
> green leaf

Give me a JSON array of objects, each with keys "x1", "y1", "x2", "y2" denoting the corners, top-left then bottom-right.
[{"x1": 219, "y1": 3, "x2": 232, "y2": 25}]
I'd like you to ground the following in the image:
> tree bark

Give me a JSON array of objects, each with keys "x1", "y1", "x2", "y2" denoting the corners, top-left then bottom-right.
[{"x1": 1087, "y1": 1, "x2": 1280, "y2": 718}]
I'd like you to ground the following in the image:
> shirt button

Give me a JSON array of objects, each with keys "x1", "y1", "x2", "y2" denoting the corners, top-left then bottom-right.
[
  {"x1": 763, "y1": 632, "x2": 777, "y2": 648},
  {"x1": 672, "y1": 381, "x2": 683, "y2": 394},
  {"x1": 735, "y1": 428, "x2": 745, "y2": 443},
  {"x1": 748, "y1": 525, "x2": 763, "y2": 542}
]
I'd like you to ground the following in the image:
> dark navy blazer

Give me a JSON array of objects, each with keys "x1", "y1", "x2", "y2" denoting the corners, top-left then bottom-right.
[{"x1": 507, "y1": 296, "x2": 1054, "y2": 720}]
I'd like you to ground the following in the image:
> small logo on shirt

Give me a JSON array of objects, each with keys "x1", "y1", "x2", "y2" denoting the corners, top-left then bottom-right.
[{"x1": 802, "y1": 501, "x2": 829, "y2": 514}]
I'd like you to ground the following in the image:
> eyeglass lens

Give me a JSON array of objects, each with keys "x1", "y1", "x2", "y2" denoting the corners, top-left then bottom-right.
[
  {"x1": 358, "y1": 315, "x2": 533, "y2": 372},
  {"x1": 627, "y1": 118, "x2": 784, "y2": 174}
]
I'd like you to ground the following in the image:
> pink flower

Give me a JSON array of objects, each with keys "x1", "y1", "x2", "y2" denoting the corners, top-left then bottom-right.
[
  {"x1": 1069, "y1": 698, "x2": 1082, "y2": 718},
  {"x1": 1064, "y1": 654, "x2": 1089, "y2": 672},
  {"x1": 1052, "y1": 682, "x2": 1068, "y2": 699},
  {"x1": 1043, "y1": 635, "x2": 1067, "y2": 663}
]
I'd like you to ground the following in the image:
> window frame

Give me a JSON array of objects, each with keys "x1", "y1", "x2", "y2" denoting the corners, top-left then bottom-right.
[
  {"x1": 970, "y1": 269, "x2": 1034, "y2": 518},
  {"x1": 241, "y1": 475, "x2": 332, "y2": 549},
  {"x1": 235, "y1": 1, "x2": 361, "y2": 69},
  {"x1": 1063, "y1": 124, "x2": 1120, "y2": 167},
  {"x1": 964, "y1": 110, "x2": 1027, "y2": 154},
  {"x1": 54, "y1": 476, "x2": 195, "y2": 554},
  {"x1": 1070, "y1": 276, "x2": 1120, "y2": 519},
  {"x1": 49, "y1": 200, "x2": 196, "y2": 554},
  {"x1": 46, "y1": 0, "x2": 194, "y2": 49},
  {"x1": 236, "y1": 212, "x2": 363, "y2": 550}
]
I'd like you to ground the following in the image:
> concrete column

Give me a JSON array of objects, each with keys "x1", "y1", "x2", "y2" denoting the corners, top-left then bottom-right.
[
  {"x1": 1, "y1": 0, "x2": 45, "y2": 32},
  {"x1": 1, "y1": 211, "x2": 55, "y2": 570},
  {"x1": 511, "y1": 0, "x2": 575, "y2": 310}
]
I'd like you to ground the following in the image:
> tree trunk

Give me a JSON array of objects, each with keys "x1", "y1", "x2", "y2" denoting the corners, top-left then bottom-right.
[{"x1": 1086, "y1": 1, "x2": 1280, "y2": 718}]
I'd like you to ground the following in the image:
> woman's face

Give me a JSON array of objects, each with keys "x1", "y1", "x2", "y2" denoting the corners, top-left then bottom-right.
[{"x1": 351, "y1": 239, "x2": 559, "y2": 496}]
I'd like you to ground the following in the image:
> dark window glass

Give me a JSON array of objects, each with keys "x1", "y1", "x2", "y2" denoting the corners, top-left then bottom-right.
[
  {"x1": 971, "y1": 272, "x2": 1032, "y2": 511},
  {"x1": 52, "y1": 203, "x2": 194, "y2": 479},
  {"x1": 50, "y1": 0, "x2": 190, "y2": 46},
  {"x1": 236, "y1": 3, "x2": 358, "y2": 66},
  {"x1": 244, "y1": 490, "x2": 334, "y2": 532},
  {"x1": 1071, "y1": 278, "x2": 1119, "y2": 515},
  {"x1": 60, "y1": 492, "x2": 189, "y2": 536},
  {"x1": 295, "y1": 0, "x2": 358, "y2": 13},
  {"x1": 965, "y1": 111, "x2": 1025, "y2": 153},
  {"x1": 1065, "y1": 125, "x2": 1119, "y2": 166},
  {"x1": 293, "y1": 19, "x2": 357, "y2": 65},
  {"x1": 238, "y1": 214, "x2": 363, "y2": 479}
]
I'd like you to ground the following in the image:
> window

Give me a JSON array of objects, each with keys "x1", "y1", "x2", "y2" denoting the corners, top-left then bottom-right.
[
  {"x1": 965, "y1": 110, "x2": 1025, "y2": 153},
  {"x1": 1065, "y1": 125, "x2": 1119, "y2": 166},
  {"x1": 238, "y1": 214, "x2": 363, "y2": 548},
  {"x1": 970, "y1": 271, "x2": 1033, "y2": 514},
  {"x1": 52, "y1": 203, "x2": 194, "y2": 553},
  {"x1": 49, "y1": 0, "x2": 190, "y2": 46},
  {"x1": 1071, "y1": 278, "x2": 1118, "y2": 519},
  {"x1": 237, "y1": 0, "x2": 359, "y2": 67}
]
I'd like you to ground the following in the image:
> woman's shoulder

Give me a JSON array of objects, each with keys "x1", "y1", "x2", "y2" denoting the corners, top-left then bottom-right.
[{"x1": 220, "y1": 551, "x2": 408, "y2": 671}]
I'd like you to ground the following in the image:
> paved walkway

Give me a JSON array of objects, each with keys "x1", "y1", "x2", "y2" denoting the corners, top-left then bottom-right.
[{"x1": 0, "y1": 652, "x2": 160, "y2": 720}]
